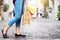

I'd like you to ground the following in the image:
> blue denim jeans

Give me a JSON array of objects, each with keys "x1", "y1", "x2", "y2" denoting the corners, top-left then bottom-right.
[{"x1": 8, "y1": 0, "x2": 24, "y2": 27}]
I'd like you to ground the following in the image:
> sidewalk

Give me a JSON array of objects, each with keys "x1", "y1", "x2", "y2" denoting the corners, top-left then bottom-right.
[{"x1": 0, "y1": 18, "x2": 60, "y2": 40}]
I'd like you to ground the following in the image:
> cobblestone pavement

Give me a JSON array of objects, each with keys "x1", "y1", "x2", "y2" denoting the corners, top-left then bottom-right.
[{"x1": 0, "y1": 18, "x2": 60, "y2": 40}]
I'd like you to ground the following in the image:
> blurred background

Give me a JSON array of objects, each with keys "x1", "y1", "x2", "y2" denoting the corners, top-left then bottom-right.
[
  {"x1": 0, "y1": 0, "x2": 60, "y2": 40},
  {"x1": 0, "y1": 0, "x2": 60, "y2": 21}
]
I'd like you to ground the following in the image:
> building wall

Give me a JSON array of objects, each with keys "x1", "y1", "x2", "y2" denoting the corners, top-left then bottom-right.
[
  {"x1": 3, "y1": 0, "x2": 14, "y2": 20},
  {"x1": 54, "y1": 0, "x2": 60, "y2": 13},
  {"x1": 54, "y1": 0, "x2": 60, "y2": 19},
  {"x1": 48, "y1": 0, "x2": 60, "y2": 20},
  {"x1": 4, "y1": 0, "x2": 14, "y2": 12}
]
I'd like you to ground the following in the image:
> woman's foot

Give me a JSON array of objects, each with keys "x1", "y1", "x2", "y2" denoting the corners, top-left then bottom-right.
[
  {"x1": 2, "y1": 30, "x2": 9, "y2": 38},
  {"x1": 15, "y1": 34, "x2": 26, "y2": 38}
]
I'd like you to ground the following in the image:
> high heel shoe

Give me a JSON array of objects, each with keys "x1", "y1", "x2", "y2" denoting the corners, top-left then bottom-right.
[
  {"x1": 2, "y1": 30, "x2": 9, "y2": 38},
  {"x1": 15, "y1": 34, "x2": 26, "y2": 38}
]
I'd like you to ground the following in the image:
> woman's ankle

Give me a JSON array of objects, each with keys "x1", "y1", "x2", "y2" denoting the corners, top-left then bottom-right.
[
  {"x1": 15, "y1": 32, "x2": 21, "y2": 35},
  {"x1": 3, "y1": 29, "x2": 7, "y2": 34},
  {"x1": 3, "y1": 25, "x2": 10, "y2": 34}
]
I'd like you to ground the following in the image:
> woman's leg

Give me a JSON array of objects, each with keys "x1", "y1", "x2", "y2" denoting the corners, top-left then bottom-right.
[
  {"x1": 3, "y1": 14, "x2": 21, "y2": 34},
  {"x1": 2, "y1": 0, "x2": 25, "y2": 38},
  {"x1": 3, "y1": 0, "x2": 23, "y2": 35},
  {"x1": 15, "y1": 0, "x2": 24, "y2": 35},
  {"x1": 15, "y1": 17, "x2": 26, "y2": 37},
  {"x1": 13, "y1": 9, "x2": 21, "y2": 35},
  {"x1": 15, "y1": 18, "x2": 21, "y2": 35}
]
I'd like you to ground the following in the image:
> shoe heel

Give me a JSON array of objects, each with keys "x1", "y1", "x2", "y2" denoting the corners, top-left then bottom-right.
[{"x1": 2, "y1": 30, "x2": 9, "y2": 38}]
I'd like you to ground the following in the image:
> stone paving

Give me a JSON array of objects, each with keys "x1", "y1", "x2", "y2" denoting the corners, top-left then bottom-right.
[{"x1": 0, "y1": 18, "x2": 60, "y2": 40}]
